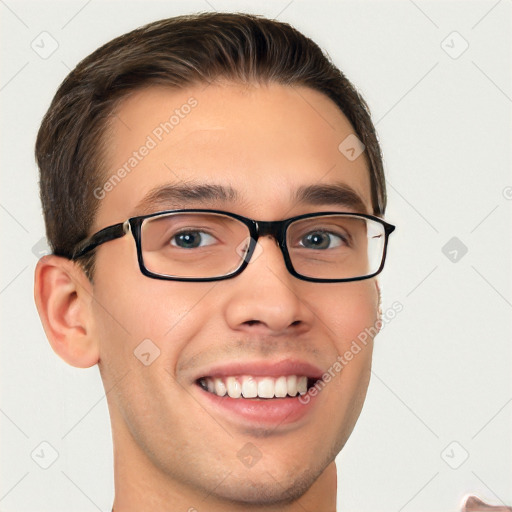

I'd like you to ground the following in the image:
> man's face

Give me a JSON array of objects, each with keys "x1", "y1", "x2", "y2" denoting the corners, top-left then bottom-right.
[{"x1": 90, "y1": 83, "x2": 379, "y2": 504}]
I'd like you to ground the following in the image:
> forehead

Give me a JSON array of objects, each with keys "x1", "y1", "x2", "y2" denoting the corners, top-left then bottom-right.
[{"x1": 96, "y1": 83, "x2": 372, "y2": 228}]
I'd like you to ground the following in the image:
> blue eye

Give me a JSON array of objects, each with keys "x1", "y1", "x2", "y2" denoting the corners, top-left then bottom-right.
[
  {"x1": 171, "y1": 231, "x2": 216, "y2": 248},
  {"x1": 300, "y1": 231, "x2": 345, "y2": 250}
]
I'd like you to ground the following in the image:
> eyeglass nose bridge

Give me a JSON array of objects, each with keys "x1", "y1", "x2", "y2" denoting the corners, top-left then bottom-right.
[
  {"x1": 242, "y1": 219, "x2": 290, "y2": 267},
  {"x1": 254, "y1": 220, "x2": 288, "y2": 245}
]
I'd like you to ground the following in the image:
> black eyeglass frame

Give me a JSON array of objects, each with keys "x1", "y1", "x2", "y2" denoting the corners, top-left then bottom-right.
[{"x1": 71, "y1": 209, "x2": 396, "y2": 283}]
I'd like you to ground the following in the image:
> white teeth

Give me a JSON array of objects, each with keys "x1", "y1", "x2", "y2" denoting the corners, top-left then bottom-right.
[
  {"x1": 201, "y1": 375, "x2": 312, "y2": 399},
  {"x1": 297, "y1": 376, "x2": 308, "y2": 395},
  {"x1": 287, "y1": 375, "x2": 298, "y2": 397},
  {"x1": 241, "y1": 376, "x2": 258, "y2": 398},
  {"x1": 274, "y1": 376, "x2": 288, "y2": 397},
  {"x1": 226, "y1": 376, "x2": 242, "y2": 398},
  {"x1": 214, "y1": 378, "x2": 227, "y2": 397},
  {"x1": 258, "y1": 377, "x2": 275, "y2": 398}
]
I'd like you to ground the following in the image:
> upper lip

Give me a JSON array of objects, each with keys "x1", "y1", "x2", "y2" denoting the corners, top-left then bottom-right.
[{"x1": 193, "y1": 359, "x2": 324, "y2": 382}]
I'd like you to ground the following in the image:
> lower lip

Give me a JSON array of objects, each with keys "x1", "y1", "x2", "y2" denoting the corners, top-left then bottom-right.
[{"x1": 196, "y1": 385, "x2": 319, "y2": 427}]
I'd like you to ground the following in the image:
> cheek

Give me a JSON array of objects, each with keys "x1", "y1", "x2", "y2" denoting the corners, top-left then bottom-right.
[
  {"x1": 90, "y1": 250, "x2": 216, "y2": 378},
  {"x1": 90, "y1": 267, "x2": 216, "y2": 440},
  {"x1": 317, "y1": 280, "x2": 380, "y2": 349},
  {"x1": 314, "y1": 280, "x2": 378, "y2": 402}
]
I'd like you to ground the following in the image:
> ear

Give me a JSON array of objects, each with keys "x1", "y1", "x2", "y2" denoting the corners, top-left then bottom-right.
[{"x1": 34, "y1": 255, "x2": 99, "y2": 368}]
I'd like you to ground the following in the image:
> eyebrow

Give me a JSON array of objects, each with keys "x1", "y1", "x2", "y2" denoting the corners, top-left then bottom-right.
[
  {"x1": 133, "y1": 181, "x2": 368, "y2": 216},
  {"x1": 293, "y1": 183, "x2": 369, "y2": 213},
  {"x1": 133, "y1": 183, "x2": 239, "y2": 214}
]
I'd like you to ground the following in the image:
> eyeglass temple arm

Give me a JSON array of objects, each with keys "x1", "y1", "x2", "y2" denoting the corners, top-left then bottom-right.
[{"x1": 71, "y1": 221, "x2": 129, "y2": 259}]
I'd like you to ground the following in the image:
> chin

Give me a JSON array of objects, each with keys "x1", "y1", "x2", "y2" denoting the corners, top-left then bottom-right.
[
  {"x1": 212, "y1": 466, "x2": 320, "y2": 507},
  {"x1": 209, "y1": 440, "x2": 341, "y2": 508}
]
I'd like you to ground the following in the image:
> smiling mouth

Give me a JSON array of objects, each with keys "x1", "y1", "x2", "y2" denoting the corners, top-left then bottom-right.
[{"x1": 197, "y1": 375, "x2": 319, "y2": 399}]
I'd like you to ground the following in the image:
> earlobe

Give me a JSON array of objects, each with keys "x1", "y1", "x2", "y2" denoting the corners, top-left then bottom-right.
[{"x1": 34, "y1": 255, "x2": 99, "y2": 368}]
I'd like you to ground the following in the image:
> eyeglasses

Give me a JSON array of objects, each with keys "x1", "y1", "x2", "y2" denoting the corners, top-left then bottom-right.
[{"x1": 72, "y1": 209, "x2": 395, "y2": 283}]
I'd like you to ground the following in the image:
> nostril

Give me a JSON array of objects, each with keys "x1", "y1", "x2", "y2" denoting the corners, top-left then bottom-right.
[{"x1": 243, "y1": 319, "x2": 302, "y2": 330}]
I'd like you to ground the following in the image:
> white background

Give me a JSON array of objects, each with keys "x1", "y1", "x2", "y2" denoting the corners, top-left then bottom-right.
[{"x1": 1, "y1": 1, "x2": 511, "y2": 511}]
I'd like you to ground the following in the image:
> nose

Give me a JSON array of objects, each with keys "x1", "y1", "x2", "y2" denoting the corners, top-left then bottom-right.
[{"x1": 223, "y1": 236, "x2": 315, "y2": 335}]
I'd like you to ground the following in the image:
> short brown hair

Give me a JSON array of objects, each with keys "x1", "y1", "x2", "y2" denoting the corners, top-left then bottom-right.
[{"x1": 35, "y1": 12, "x2": 387, "y2": 278}]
